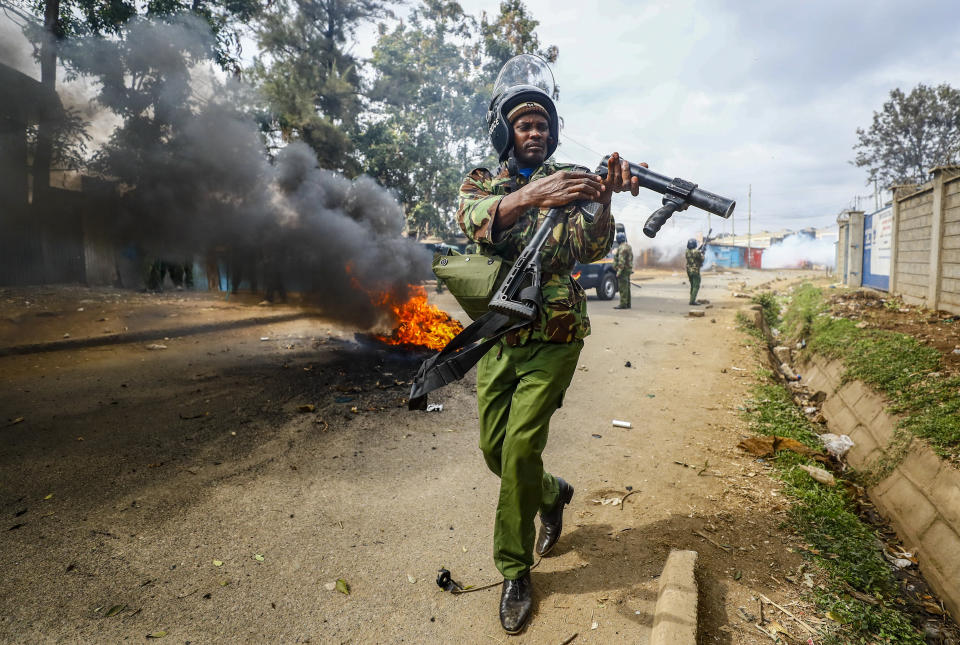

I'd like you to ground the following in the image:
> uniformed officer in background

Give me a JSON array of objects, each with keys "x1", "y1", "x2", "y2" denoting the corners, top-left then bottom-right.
[
  {"x1": 612, "y1": 225, "x2": 633, "y2": 309},
  {"x1": 686, "y1": 238, "x2": 704, "y2": 305}
]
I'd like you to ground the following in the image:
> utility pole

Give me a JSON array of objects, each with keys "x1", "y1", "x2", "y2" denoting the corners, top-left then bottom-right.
[
  {"x1": 747, "y1": 184, "x2": 752, "y2": 268},
  {"x1": 874, "y1": 179, "x2": 879, "y2": 211}
]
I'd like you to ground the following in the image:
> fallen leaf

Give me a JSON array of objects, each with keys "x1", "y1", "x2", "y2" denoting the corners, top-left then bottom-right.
[
  {"x1": 253, "y1": 554, "x2": 264, "y2": 562},
  {"x1": 407, "y1": 574, "x2": 416, "y2": 584},
  {"x1": 146, "y1": 631, "x2": 167, "y2": 638},
  {"x1": 212, "y1": 560, "x2": 223, "y2": 567},
  {"x1": 297, "y1": 404, "x2": 315, "y2": 413},
  {"x1": 7, "y1": 417, "x2": 24, "y2": 426},
  {"x1": 43, "y1": 493, "x2": 53, "y2": 500},
  {"x1": 336, "y1": 578, "x2": 350, "y2": 595},
  {"x1": 104, "y1": 604, "x2": 126, "y2": 617}
]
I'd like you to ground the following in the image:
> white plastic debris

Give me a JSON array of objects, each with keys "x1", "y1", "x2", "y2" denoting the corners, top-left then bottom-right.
[
  {"x1": 819, "y1": 433, "x2": 855, "y2": 458},
  {"x1": 146, "y1": 343, "x2": 167, "y2": 350},
  {"x1": 803, "y1": 406, "x2": 819, "y2": 415},
  {"x1": 260, "y1": 337, "x2": 270, "y2": 341},
  {"x1": 612, "y1": 419, "x2": 632, "y2": 428},
  {"x1": 798, "y1": 464, "x2": 835, "y2": 486},
  {"x1": 426, "y1": 403, "x2": 443, "y2": 412},
  {"x1": 779, "y1": 363, "x2": 800, "y2": 381}
]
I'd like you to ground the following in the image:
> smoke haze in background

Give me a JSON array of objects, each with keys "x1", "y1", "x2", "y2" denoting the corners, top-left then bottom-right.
[
  {"x1": 762, "y1": 235, "x2": 835, "y2": 269},
  {"x1": 1, "y1": 15, "x2": 430, "y2": 329},
  {"x1": 628, "y1": 219, "x2": 708, "y2": 265}
]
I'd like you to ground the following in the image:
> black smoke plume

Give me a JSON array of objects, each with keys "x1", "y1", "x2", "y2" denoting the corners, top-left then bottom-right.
[{"x1": 1, "y1": 14, "x2": 431, "y2": 328}]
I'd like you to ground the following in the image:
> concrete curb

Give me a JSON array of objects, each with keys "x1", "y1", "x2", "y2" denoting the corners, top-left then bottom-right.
[{"x1": 650, "y1": 549, "x2": 698, "y2": 645}]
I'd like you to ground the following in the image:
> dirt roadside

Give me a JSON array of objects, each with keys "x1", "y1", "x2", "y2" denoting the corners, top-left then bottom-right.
[{"x1": 1, "y1": 270, "x2": 828, "y2": 644}]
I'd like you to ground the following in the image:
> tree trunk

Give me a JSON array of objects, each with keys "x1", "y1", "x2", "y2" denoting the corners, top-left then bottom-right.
[{"x1": 33, "y1": 0, "x2": 61, "y2": 207}]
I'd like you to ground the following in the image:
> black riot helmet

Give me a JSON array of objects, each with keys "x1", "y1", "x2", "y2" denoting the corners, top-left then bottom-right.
[
  {"x1": 615, "y1": 223, "x2": 627, "y2": 244},
  {"x1": 487, "y1": 54, "x2": 560, "y2": 162},
  {"x1": 687, "y1": 238, "x2": 698, "y2": 249}
]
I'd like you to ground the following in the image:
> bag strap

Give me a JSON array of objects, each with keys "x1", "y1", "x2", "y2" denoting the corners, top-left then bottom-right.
[{"x1": 408, "y1": 311, "x2": 527, "y2": 410}]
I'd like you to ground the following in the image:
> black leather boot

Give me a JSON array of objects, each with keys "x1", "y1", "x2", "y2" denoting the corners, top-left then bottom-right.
[
  {"x1": 499, "y1": 572, "x2": 532, "y2": 634},
  {"x1": 536, "y1": 478, "x2": 574, "y2": 556}
]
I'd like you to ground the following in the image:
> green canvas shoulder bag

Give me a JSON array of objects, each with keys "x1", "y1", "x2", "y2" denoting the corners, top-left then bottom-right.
[{"x1": 432, "y1": 249, "x2": 509, "y2": 321}]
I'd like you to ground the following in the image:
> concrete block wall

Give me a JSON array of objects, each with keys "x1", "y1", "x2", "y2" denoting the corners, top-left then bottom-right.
[
  {"x1": 801, "y1": 355, "x2": 960, "y2": 620},
  {"x1": 893, "y1": 188, "x2": 934, "y2": 303},
  {"x1": 890, "y1": 167, "x2": 960, "y2": 314},
  {"x1": 942, "y1": 178, "x2": 960, "y2": 309}
]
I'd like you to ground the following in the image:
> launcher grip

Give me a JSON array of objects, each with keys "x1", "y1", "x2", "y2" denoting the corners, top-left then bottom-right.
[{"x1": 643, "y1": 202, "x2": 682, "y2": 238}]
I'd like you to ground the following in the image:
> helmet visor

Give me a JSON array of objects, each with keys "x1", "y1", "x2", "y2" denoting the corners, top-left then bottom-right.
[{"x1": 493, "y1": 54, "x2": 556, "y2": 100}]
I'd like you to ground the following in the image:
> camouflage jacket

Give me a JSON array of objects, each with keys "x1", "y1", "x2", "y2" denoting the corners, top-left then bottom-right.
[
  {"x1": 613, "y1": 242, "x2": 633, "y2": 274},
  {"x1": 457, "y1": 160, "x2": 615, "y2": 346},
  {"x1": 686, "y1": 248, "x2": 704, "y2": 275}
]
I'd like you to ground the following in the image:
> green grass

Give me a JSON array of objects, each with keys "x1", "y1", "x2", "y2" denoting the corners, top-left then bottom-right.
[
  {"x1": 783, "y1": 284, "x2": 960, "y2": 458},
  {"x1": 745, "y1": 383, "x2": 925, "y2": 644},
  {"x1": 750, "y1": 291, "x2": 782, "y2": 328}
]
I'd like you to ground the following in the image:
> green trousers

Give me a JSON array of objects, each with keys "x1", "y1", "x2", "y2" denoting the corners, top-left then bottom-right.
[
  {"x1": 617, "y1": 272, "x2": 631, "y2": 308},
  {"x1": 476, "y1": 338, "x2": 583, "y2": 579},
  {"x1": 687, "y1": 270, "x2": 701, "y2": 305}
]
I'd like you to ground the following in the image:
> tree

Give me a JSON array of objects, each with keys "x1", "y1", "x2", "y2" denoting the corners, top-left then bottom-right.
[
  {"x1": 360, "y1": 0, "x2": 486, "y2": 238},
  {"x1": 361, "y1": 0, "x2": 557, "y2": 238},
  {"x1": 854, "y1": 83, "x2": 960, "y2": 187},
  {"x1": 251, "y1": 0, "x2": 396, "y2": 172},
  {"x1": 479, "y1": 0, "x2": 557, "y2": 79}
]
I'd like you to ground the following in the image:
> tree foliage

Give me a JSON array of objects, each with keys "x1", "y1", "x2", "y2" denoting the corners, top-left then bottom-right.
[
  {"x1": 362, "y1": 0, "x2": 556, "y2": 238},
  {"x1": 854, "y1": 83, "x2": 960, "y2": 187},
  {"x1": 251, "y1": 0, "x2": 396, "y2": 171},
  {"x1": 360, "y1": 0, "x2": 486, "y2": 238}
]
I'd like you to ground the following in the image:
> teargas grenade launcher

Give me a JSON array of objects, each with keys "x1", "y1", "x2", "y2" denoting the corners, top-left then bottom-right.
[{"x1": 489, "y1": 156, "x2": 736, "y2": 320}]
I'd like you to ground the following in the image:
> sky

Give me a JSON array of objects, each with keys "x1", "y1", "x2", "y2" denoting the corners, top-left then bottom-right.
[
  {"x1": 6, "y1": 0, "x2": 960, "y2": 244},
  {"x1": 446, "y1": 0, "x2": 960, "y2": 240}
]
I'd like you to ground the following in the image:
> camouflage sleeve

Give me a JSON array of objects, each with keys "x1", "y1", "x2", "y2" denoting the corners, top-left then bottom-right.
[
  {"x1": 569, "y1": 203, "x2": 615, "y2": 264},
  {"x1": 456, "y1": 168, "x2": 504, "y2": 246}
]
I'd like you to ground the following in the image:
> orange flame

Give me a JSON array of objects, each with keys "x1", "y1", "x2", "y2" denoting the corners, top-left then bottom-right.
[{"x1": 375, "y1": 285, "x2": 463, "y2": 351}]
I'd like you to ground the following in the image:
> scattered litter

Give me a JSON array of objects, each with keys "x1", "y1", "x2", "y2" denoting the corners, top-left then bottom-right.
[
  {"x1": 260, "y1": 337, "x2": 270, "y2": 341},
  {"x1": 63, "y1": 333, "x2": 70, "y2": 338},
  {"x1": 688, "y1": 310, "x2": 705, "y2": 318},
  {"x1": 323, "y1": 582, "x2": 336, "y2": 591},
  {"x1": 591, "y1": 433, "x2": 602, "y2": 438},
  {"x1": 803, "y1": 406, "x2": 818, "y2": 415},
  {"x1": 297, "y1": 404, "x2": 316, "y2": 413},
  {"x1": 819, "y1": 433, "x2": 854, "y2": 458},
  {"x1": 426, "y1": 403, "x2": 444, "y2": 412},
  {"x1": 953, "y1": 348, "x2": 960, "y2": 355},
  {"x1": 146, "y1": 344, "x2": 167, "y2": 350},
  {"x1": 5, "y1": 417, "x2": 25, "y2": 427},
  {"x1": 591, "y1": 497, "x2": 623, "y2": 506},
  {"x1": 407, "y1": 574, "x2": 417, "y2": 584},
  {"x1": 798, "y1": 464, "x2": 836, "y2": 487},
  {"x1": 253, "y1": 554, "x2": 265, "y2": 562},
  {"x1": 883, "y1": 550, "x2": 915, "y2": 569},
  {"x1": 624, "y1": 361, "x2": 631, "y2": 368},
  {"x1": 334, "y1": 396, "x2": 354, "y2": 403},
  {"x1": 646, "y1": 393, "x2": 655, "y2": 398},
  {"x1": 146, "y1": 631, "x2": 167, "y2": 639},
  {"x1": 212, "y1": 560, "x2": 223, "y2": 567},
  {"x1": 611, "y1": 419, "x2": 631, "y2": 428},
  {"x1": 730, "y1": 366, "x2": 746, "y2": 371},
  {"x1": 779, "y1": 362, "x2": 801, "y2": 381}
]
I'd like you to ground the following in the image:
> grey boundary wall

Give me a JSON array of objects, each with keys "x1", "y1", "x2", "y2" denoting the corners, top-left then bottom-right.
[
  {"x1": 800, "y1": 356, "x2": 960, "y2": 620},
  {"x1": 889, "y1": 166, "x2": 960, "y2": 314}
]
